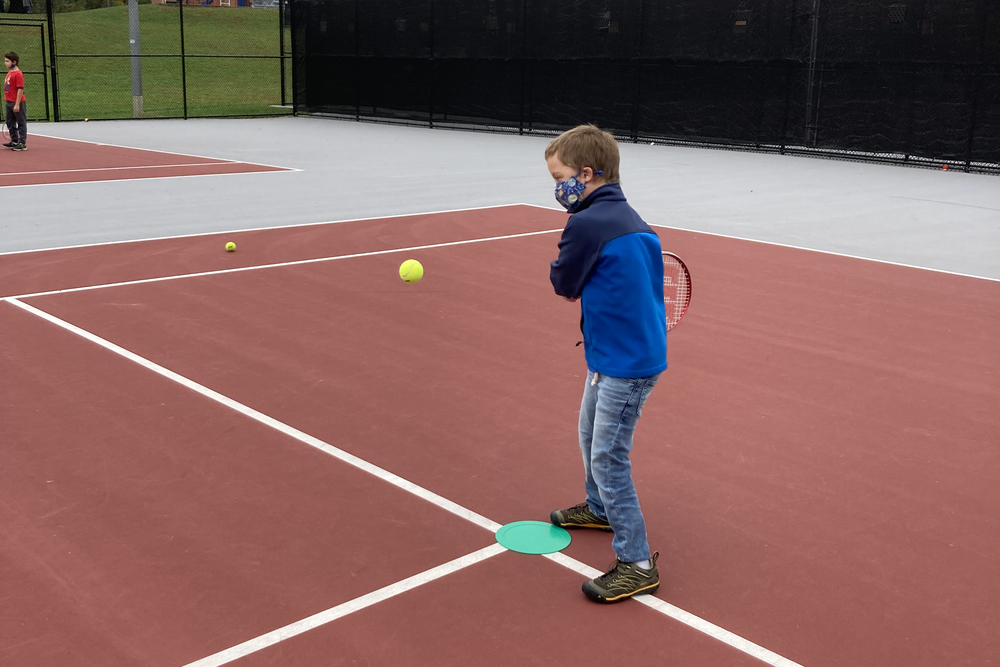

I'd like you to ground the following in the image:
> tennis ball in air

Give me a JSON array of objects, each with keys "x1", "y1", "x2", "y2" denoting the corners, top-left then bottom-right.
[
  {"x1": 399, "y1": 259, "x2": 424, "y2": 283},
  {"x1": 225, "y1": 241, "x2": 236, "y2": 252}
]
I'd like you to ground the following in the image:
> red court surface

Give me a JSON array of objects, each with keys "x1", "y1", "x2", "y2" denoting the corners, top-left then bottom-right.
[
  {"x1": 0, "y1": 207, "x2": 559, "y2": 299},
  {"x1": 2, "y1": 204, "x2": 998, "y2": 667},
  {"x1": 229, "y1": 552, "x2": 764, "y2": 667},
  {"x1": 0, "y1": 135, "x2": 292, "y2": 187}
]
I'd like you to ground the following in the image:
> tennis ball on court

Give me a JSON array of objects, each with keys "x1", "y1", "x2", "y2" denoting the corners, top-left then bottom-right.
[
  {"x1": 225, "y1": 241, "x2": 236, "y2": 252},
  {"x1": 399, "y1": 259, "x2": 424, "y2": 283},
  {"x1": 84, "y1": 118, "x2": 89, "y2": 122}
]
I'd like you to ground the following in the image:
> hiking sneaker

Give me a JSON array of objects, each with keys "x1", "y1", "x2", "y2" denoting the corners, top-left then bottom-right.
[
  {"x1": 550, "y1": 502, "x2": 613, "y2": 531},
  {"x1": 582, "y1": 552, "x2": 660, "y2": 603},
  {"x1": 12, "y1": 143, "x2": 26, "y2": 151}
]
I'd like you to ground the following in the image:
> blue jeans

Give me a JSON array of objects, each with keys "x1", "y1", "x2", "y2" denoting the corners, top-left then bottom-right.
[
  {"x1": 5, "y1": 101, "x2": 26, "y2": 145},
  {"x1": 579, "y1": 371, "x2": 660, "y2": 563}
]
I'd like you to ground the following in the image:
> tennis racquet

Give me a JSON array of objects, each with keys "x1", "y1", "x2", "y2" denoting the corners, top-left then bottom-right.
[
  {"x1": 662, "y1": 251, "x2": 692, "y2": 331},
  {"x1": 1, "y1": 121, "x2": 8, "y2": 143}
]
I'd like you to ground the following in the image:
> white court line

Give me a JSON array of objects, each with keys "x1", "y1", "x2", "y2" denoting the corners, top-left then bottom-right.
[
  {"x1": 545, "y1": 552, "x2": 805, "y2": 667},
  {"x1": 0, "y1": 203, "x2": 541, "y2": 256},
  {"x1": 523, "y1": 202, "x2": 1000, "y2": 283},
  {"x1": 0, "y1": 167, "x2": 301, "y2": 191},
  {"x1": 4, "y1": 296, "x2": 806, "y2": 667},
  {"x1": 180, "y1": 544, "x2": 507, "y2": 667},
  {"x1": 4, "y1": 297, "x2": 502, "y2": 534},
  {"x1": 2, "y1": 229, "x2": 564, "y2": 300},
  {"x1": 29, "y1": 132, "x2": 299, "y2": 172},
  {"x1": 3, "y1": 162, "x2": 247, "y2": 177}
]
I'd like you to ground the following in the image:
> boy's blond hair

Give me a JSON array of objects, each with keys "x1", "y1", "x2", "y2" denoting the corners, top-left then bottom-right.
[{"x1": 544, "y1": 124, "x2": 620, "y2": 183}]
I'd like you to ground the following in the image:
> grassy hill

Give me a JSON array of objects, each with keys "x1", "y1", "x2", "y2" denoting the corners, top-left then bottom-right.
[{"x1": 2, "y1": 5, "x2": 292, "y2": 119}]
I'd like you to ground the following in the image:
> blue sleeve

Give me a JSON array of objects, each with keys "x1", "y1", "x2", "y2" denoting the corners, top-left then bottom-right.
[{"x1": 549, "y1": 218, "x2": 601, "y2": 299}]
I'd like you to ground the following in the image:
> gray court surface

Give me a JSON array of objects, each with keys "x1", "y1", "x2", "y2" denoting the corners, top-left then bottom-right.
[{"x1": 2, "y1": 116, "x2": 998, "y2": 280}]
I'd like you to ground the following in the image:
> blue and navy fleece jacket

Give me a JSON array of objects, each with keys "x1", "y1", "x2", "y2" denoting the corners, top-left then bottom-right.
[{"x1": 550, "y1": 183, "x2": 667, "y2": 378}]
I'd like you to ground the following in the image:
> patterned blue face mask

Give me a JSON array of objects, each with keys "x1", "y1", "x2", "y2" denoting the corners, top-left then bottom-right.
[{"x1": 554, "y1": 169, "x2": 603, "y2": 213}]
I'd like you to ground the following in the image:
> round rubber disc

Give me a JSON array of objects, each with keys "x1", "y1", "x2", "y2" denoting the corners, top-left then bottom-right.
[{"x1": 495, "y1": 521, "x2": 571, "y2": 554}]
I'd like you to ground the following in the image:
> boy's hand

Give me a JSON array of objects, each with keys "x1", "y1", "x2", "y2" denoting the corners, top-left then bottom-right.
[{"x1": 13, "y1": 104, "x2": 19, "y2": 113}]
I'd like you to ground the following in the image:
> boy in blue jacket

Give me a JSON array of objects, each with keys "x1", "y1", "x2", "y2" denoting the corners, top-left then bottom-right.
[{"x1": 546, "y1": 125, "x2": 667, "y2": 603}]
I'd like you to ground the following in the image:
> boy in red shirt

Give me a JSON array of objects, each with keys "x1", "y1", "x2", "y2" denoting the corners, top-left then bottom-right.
[{"x1": 4, "y1": 51, "x2": 27, "y2": 151}]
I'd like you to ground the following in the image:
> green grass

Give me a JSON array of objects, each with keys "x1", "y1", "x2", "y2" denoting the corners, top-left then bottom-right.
[
  {"x1": 1, "y1": 17, "x2": 52, "y2": 120},
  {"x1": 3, "y1": 5, "x2": 293, "y2": 120}
]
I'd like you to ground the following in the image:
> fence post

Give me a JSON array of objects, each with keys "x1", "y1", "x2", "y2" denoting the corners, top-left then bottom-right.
[
  {"x1": 128, "y1": 0, "x2": 144, "y2": 117},
  {"x1": 289, "y1": 0, "x2": 298, "y2": 114},
  {"x1": 779, "y1": 61, "x2": 792, "y2": 154},
  {"x1": 354, "y1": 0, "x2": 360, "y2": 120},
  {"x1": 803, "y1": 0, "x2": 821, "y2": 145},
  {"x1": 179, "y1": 0, "x2": 188, "y2": 119},
  {"x1": 902, "y1": 69, "x2": 917, "y2": 163},
  {"x1": 517, "y1": 0, "x2": 528, "y2": 134},
  {"x1": 45, "y1": 0, "x2": 59, "y2": 121},
  {"x1": 279, "y1": 0, "x2": 286, "y2": 107},
  {"x1": 428, "y1": 0, "x2": 434, "y2": 128},
  {"x1": 38, "y1": 23, "x2": 51, "y2": 121},
  {"x1": 965, "y1": 71, "x2": 982, "y2": 173},
  {"x1": 629, "y1": 0, "x2": 644, "y2": 143},
  {"x1": 964, "y1": 0, "x2": 990, "y2": 173}
]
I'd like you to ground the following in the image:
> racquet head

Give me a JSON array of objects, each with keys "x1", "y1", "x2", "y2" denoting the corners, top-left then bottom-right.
[{"x1": 662, "y1": 251, "x2": 692, "y2": 331}]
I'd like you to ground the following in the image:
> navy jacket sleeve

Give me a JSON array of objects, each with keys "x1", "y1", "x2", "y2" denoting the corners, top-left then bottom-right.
[{"x1": 550, "y1": 218, "x2": 601, "y2": 299}]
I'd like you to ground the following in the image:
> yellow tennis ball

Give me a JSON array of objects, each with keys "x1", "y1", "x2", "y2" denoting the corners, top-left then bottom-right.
[
  {"x1": 399, "y1": 259, "x2": 423, "y2": 283},
  {"x1": 225, "y1": 241, "x2": 236, "y2": 252}
]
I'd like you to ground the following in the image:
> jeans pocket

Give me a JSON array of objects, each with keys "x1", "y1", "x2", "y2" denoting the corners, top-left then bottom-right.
[
  {"x1": 636, "y1": 383, "x2": 653, "y2": 418},
  {"x1": 633, "y1": 376, "x2": 659, "y2": 418},
  {"x1": 620, "y1": 379, "x2": 642, "y2": 417}
]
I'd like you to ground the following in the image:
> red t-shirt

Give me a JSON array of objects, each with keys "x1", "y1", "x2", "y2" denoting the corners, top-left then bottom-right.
[{"x1": 4, "y1": 69, "x2": 26, "y2": 103}]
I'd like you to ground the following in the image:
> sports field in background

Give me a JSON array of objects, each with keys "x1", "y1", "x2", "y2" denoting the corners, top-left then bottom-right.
[{"x1": 2, "y1": 5, "x2": 292, "y2": 119}]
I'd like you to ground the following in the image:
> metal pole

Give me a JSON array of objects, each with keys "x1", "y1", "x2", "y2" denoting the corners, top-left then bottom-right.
[
  {"x1": 520, "y1": 0, "x2": 529, "y2": 133},
  {"x1": 128, "y1": 0, "x2": 143, "y2": 117},
  {"x1": 803, "y1": 0, "x2": 820, "y2": 145},
  {"x1": 964, "y1": 0, "x2": 990, "y2": 173},
  {"x1": 39, "y1": 23, "x2": 50, "y2": 121},
  {"x1": 279, "y1": 0, "x2": 286, "y2": 107},
  {"x1": 45, "y1": 0, "x2": 59, "y2": 120},
  {"x1": 354, "y1": 0, "x2": 360, "y2": 120},
  {"x1": 289, "y1": 0, "x2": 298, "y2": 114},
  {"x1": 427, "y1": 0, "x2": 434, "y2": 128},
  {"x1": 630, "y1": 0, "x2": 645, "y2": 142},
  {"x1": 179, "y1": 0, "x2": 187, "y2": 119}
]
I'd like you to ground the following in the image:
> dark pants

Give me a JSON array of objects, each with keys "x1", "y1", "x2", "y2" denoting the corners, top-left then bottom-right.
[{"x1": 5, "y1": 101, "x2": 26, "y2": 145}]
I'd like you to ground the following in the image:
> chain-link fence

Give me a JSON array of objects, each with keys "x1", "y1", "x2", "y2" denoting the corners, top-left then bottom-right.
[
  {"x1": 1, "y1": 0, "x2": 291, "y2": 120},
  {"x1": 1, "y1": 14, "x2": 50, "y2": 122},
  {"x1": 289, "y1": 0, "x2": 1000, "y2": 173}
]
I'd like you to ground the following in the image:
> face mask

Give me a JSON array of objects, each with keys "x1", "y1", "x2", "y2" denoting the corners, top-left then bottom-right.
[{"x1": 554, "y1": 169, "x2": 603, "y2": 213}]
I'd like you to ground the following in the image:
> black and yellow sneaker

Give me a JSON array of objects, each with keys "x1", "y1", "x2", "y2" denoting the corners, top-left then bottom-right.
[
  {"x1": 582, "y1": 552, "x2": 660, "y2": 603},
  {"x1": 550, "y1": 502, "x2": 613, "y2": 531}
]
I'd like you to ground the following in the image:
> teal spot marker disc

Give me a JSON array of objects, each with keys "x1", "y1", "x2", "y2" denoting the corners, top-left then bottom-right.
[{"x1": 496, "y1": 521, "x2": 571, "y2": 555}]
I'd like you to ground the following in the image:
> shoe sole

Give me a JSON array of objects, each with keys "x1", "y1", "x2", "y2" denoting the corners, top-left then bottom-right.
[
  {"x1": 549, "y1": 510, "x2": 613, "y2": 531},
  {"x1": 582, "y1": 581, "x2": 660, "y2": 603}
]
